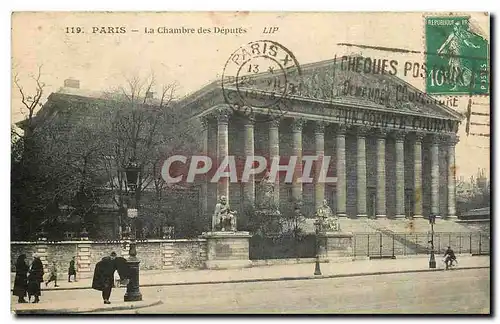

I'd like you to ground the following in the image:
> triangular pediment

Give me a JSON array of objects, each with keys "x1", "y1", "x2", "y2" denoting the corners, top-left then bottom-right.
[{"x1": 227, "y1": 57, "x2": 462, "y2": 120}]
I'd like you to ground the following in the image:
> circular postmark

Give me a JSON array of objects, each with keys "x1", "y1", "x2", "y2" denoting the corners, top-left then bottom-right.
[{"x1": 221, "y1": 40, "x2": 302, "y2": 122}]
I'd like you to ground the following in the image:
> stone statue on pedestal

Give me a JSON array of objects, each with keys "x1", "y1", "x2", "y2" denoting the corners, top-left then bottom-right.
[
  {"x1": 315, "y1": 199, "x2": 340, "y2": 232},
  {"x1": 254, "y1": 170, "x2": 282, "y2": 233},
  {"x1": 258, "y1": 170, "x2": 276, "y2": 210},
  {"x1": 212, "y1": 196, "x2": 237, "y2": 232}
]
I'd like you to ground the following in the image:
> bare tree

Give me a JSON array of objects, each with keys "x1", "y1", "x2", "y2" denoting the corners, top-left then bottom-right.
[
  {"x1": 11, "y1": 65, "x2": 49, "y2": 239},
  {"x1": 98, "y1": 74, "x2": 201, "y2": 237},
  {"x1": 13, "y1": 65, "x2": 45, "y2": 138},
  {"x1": 12, "y1": 69, "x2": 201, "y2": 240}
]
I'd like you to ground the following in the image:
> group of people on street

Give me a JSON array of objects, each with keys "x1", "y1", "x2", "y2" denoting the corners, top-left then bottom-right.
[
  {"x1": 13, "y1": 254, "x2": 78, "y2": 303},
  {"x1": 13, "y1": 253, "x2": 44, "y2": 303},
  {"x1": 14, "y1": 250, "x2": 129, "y2": 305},
  {"x1": 13, "y1": 247, "x2": 457, "y2": 305}
]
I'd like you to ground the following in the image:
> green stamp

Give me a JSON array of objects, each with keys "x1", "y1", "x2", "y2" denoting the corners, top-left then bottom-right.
[{"x1": 425, "y1": 16, "x2": 489, "y2": 95}]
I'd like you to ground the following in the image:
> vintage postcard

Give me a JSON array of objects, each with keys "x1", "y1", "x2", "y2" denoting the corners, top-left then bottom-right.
[{"x1": 11, "y1": 12, "x2": 490, "y2": 314}]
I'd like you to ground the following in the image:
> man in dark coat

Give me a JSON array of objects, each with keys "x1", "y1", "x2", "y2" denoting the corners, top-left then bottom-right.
[
  {"x1": 92, "y1": 252, "x2": 118, "y2": 304},
  {"x1": 68, "y1": 256, "x2": 77, "y2": 282},
  {"x1": 13, "y1": 254, "x2": 28, "y2": 303},
  {"x1": 27, "y1": 254, "x2": 44, "y2": 303}
]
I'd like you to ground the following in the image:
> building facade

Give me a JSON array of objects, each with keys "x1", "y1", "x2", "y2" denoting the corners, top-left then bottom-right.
[
  {"x1": 28, "y1": 57, "x2": 464, "y2": 235},
  {"x1": 177, "y1": 58, "x2": 463, "y2": 228}
]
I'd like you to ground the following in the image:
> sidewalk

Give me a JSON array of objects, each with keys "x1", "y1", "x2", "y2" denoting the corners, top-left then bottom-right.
[
  {"x1": 11, "y1": 256, "x2": 489, "y2": 314},
  {"x1": 13, "y1": 299, "x2": 162, "y2": 314},
  {"x1": 12, "y1": 255, "x2": 490, "y2": 292}
]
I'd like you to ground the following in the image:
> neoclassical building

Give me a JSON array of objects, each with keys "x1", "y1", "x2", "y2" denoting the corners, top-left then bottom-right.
[{"x1": 177, "y1": 57, "x2": 463, "y2": 229}]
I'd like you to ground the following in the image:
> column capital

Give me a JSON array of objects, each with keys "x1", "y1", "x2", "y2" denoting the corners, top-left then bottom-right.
[
  {"x1": 375, "y1": 129, "x2": 389, "y2": 139},
  {"x1": 215, "y1": 108, "x2": 231, "y2": 124},
  {"x1": 243, "y1": 117, "x2": 255, "y2": 126},
  {"x1": 314, "y1": 121, "x2": 327, "y2": 134},
  {"x1": 356, "y1": 125, "x2": 372, "y2": 137},
  {"x1": 268, "y1": 119, "x2": 281, "y2": 128},
  {"x1": 200, "y1": 116, "x2": 210, "y2": 129},
  {"x1": 443, "y1": 134, "x2": 460, "y2": 146},
  {"x1": 414, "y1": 131, "x2": 426, "y2": 142},
  {"x1": 291, "y1": 118, "x2": 305, "y2": 132},
  {"x1": 392, "y1": 130, "x2": 407, "y2": 142},
  {"x1": 335, "y1": 124, "x2": 348, "y2": 135},
  {"x1": 429, "y1": 134, "x2": 441, "y2": 145}
]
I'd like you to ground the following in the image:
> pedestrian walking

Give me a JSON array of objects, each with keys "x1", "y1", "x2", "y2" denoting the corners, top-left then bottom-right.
[
  {"x1": 68, "y1": 256, "x2": 77, "y2": 282},
  {"x1": 27, "y1": 253, "x2": 44, "y2": 303},
  {"x1": 45, "y1": 261, "x2": 59, "y2": 287},
  {"x1": 13, "y1": 254, "x2": 28, "y2": 303},
  {"x1": 92, "y1": 251, "x2": 117, "y2": 304}
]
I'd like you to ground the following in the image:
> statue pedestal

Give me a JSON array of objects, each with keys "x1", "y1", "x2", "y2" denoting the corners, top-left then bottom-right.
[
  {"x1": 319, "y1": 232, "x2": 353, "y2": 261},
  {"x1": 201, "y1": 231, "x2": 252, "y2": 269}
]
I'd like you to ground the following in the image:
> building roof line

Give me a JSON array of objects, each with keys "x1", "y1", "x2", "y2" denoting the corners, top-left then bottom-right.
[{"x1": 176, "y1": 56, "x2": 465, "y2": 121}]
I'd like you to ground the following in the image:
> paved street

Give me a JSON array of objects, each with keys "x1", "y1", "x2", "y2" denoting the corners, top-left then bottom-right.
[
  {"x1": 14, "y1": 268, "x2": 489, "y2": 314},
  {"x1": 11, "y1": 255, "x2": 490, "y2": 292}
]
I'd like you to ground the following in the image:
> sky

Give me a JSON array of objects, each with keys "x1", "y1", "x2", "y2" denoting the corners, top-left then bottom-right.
[{"x1": 11, "y1": 12, "x2": 490, "y2": 179}]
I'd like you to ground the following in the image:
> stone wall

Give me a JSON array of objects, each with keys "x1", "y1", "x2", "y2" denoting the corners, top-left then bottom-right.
[
  {"x1": 11, "y1": 242, "x2": 36, "y2": 272},
  {"x1": 47, "y1": 243, "x2": 78, "y2": 276},
  {"x1": 172, "y1": 239, "x2": 207, "y2": 269},
  {"x1": 136, "y1": 241, "x2": 163, "y2": 270},
  {"x1": 88, "y1": 242, "x2": 123, "y2": 273},
  {"x1": 11, "y1": 239, "x2": 209, "y2": 277}
]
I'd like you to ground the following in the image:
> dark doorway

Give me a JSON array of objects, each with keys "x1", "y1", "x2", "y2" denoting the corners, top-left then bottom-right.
[
  {"x1": 367, "y1": 187, "x2": 376, "y2": 218},
  {"x1": 405, "y1": 189, "x2": 414, "y2": 218}
]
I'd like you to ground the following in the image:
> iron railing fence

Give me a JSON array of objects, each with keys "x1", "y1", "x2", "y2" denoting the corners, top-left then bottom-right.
[{"x1": 353, "y1": 231, "x2": 490, "y2": 258}]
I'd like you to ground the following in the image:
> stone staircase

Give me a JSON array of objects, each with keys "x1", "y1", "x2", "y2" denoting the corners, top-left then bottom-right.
[{"x1": 296, "y1": 217, "x2": 489, "y2": 258}]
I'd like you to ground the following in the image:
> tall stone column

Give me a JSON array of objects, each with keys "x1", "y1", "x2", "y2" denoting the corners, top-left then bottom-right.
[
  {"x1": 243, "y1": 118, "x2": 255, "y2": 206},
  {"x1": 291, "y1": 119, "x2": 304, "y2": 204},
  {"x1": 394, "y1": 131, "x2": 406, "y2": 218},
  {"x1": 336, "y1": 124, "x2": 347, "y2": 217},
  {"x1": 375, "y1": 130, "x2": 387, "y2": 218},
  {"x1": 413, "y1": 132, "x2": 425, "y2": 218},
  {"x1": 269, "y1": 120, "x2": 280, "y2": 208},
  {"x1": 447, "y1": 135, "x2": 459, "y2": 219},
  {"x1": 356, "y1": 126, "x2": 369, "y2": 218},
  {"x1": 216, "y1": 109, "x2": 230, "y2": 202},
  {"x1": 200, "y1": 116, "x2": 209, "y2": 226},
  {"x1": 430, "y1": 135, "x2": 440, "y2": 218},
  {"x1": 314, "y1": 122, "x2": 325, "y2": 211}
]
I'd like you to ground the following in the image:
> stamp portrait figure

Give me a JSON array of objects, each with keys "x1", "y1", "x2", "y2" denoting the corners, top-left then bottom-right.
[{"x1": 437, "y1": 20, "x2": 482, "y2": 89}]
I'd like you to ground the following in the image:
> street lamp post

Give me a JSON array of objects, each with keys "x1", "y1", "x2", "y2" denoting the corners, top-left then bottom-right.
[
  {"x1": 313, "y1": 219, "x2": 322, "y2": 276},
  {"x1": 428, "y1": 214, "x2": 436, "y2": 269},
  {"x1": 124, "y1": 160, "x2": 143, "y2": 302}
]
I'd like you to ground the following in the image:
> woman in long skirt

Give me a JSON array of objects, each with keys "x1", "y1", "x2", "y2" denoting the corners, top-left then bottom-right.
[
  {"x1": 13, "y1": 254, "x2": 28, "y2": 303},
  {"x1": 27, "y1": 254, "x2": 44, "y2": 303}
]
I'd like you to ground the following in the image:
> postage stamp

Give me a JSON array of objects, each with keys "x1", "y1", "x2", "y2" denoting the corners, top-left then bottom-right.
[{"x1": 425, "y1": 15, "x2": 489, "y2": 95}]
